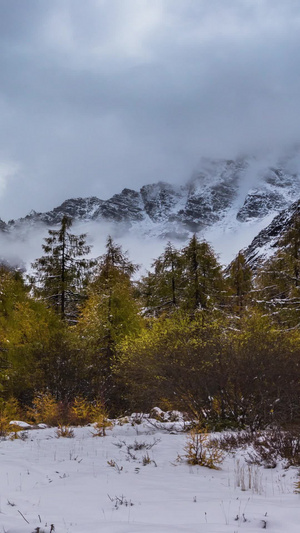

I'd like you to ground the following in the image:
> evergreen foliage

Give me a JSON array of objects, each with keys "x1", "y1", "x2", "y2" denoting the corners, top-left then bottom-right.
[
  {"x1": 140, "y1": 242, "x2": 183, "y2": 314},
  {"x1": 139, "y1": 236, "x2": 225, "y2": 317},
  {"x1": 1, "y1": 224, "x2": 300, "y2": 429},
  {"x1": 31, "y1": 216, "x2": 93, "y2": 321},
  {"x1": 181, "y1": 235, "x2": 224, "y2": 313}
]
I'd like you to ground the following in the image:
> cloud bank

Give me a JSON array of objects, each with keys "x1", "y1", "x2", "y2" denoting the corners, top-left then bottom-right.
[{"x1": 0, "y1": 0, "x2": 300, "y2": 220}]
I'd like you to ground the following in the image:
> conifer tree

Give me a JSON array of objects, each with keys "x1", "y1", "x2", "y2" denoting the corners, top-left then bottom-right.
[
  {"x1": 140, "y1": 242, "x2": 183, "y2": 315},
  {"x1": 227, "y1": 252, "x2": 252, "y2": 314},
  {"x1": 76, "y1": 237, "x2": 142, "y2": 407},
  {"x1": 181, "y1": 235, "x2": 224, "y2": 314},
  {"x1": 31, "y1": 216, "x2": 93, "y2": 321},
  {"x1": 279, "y1": 214, "x2": 300, "y2": 288}
]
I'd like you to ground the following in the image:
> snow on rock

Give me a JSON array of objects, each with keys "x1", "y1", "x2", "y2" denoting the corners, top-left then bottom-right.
[
  {"x1": 9, "y1": 420, "x2": 32, "y2": 429},
  {"x1": 243, "y1": 198, "x2": 300, "y2": 267},
  {"x1": 3, "y1": 149, "x2": 300, "y2": 266}
]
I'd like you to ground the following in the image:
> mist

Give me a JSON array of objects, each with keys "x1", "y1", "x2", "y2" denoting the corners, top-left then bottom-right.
[
  {"x1": 2, "y1": 143, "x2": 300, "y2": 273},
  {"x1": 0, "y1": 221, "x2": 168, "y2": 277}
]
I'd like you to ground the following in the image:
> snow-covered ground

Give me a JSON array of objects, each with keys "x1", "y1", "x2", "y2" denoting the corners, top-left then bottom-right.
[{"x1": 0, "y1": 420, "x2": 299, "y2": 533}]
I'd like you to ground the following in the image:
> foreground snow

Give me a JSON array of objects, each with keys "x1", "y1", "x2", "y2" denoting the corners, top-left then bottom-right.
[{"x1": 0, "y1": 421, "x2": 299, "y2": 533}]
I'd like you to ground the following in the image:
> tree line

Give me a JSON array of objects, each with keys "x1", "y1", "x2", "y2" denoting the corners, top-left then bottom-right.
[{"x1": 1, "y1": 214, "x2": 300, "y2": 429}]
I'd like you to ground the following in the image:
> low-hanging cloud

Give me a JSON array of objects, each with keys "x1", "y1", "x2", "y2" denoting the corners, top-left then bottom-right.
[{"x1": 0, "y1": 219, "x2": 168, "y2": 278}]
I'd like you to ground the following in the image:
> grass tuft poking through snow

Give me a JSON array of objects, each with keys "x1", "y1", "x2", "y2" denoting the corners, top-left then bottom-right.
[{"x1": 0, "y1": 416, "x2": 299, "y2": 532}]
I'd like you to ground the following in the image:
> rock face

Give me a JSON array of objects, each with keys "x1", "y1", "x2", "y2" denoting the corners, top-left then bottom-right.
[
  {"x1": 8, "y1": 154, "x2": 300, "y2": 231},
  {"x1": 0, "y1": 218, "x2": 7, "y2": 231},
  {"x1": 182, "y1": 159, "x2": 244, "y2": 229},
  {"x1": 94, "y1": 189, "x2": 144, "y2": 223},
  {"x1": 10, "y1": 197, "x2": 104, "y2": 227},
  {"x1": 237, "y1": 189, "x2": 284, "y2": 221},
  {"x1": 2, "y1": 150, "x2": 300, "y2": 265},
  {"x1": 140, "y1": 182, "x2": 185, "y2": 223},
  {"x1": 243, "y1": 199, "x2": 300, "y2": 267}
]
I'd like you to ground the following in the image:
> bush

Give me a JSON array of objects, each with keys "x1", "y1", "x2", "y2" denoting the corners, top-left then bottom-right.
[
  {"x1": 184, "y1": 427, "x2": 225, "y2": 469},
  {"x1": 213, "y1": 430, "x2": 255, "y2": 452},
  {"x1": 56, "y1": 425, "x2": 75, "y2": 438},
  {"x1": 215, "y1": 428, "x2": 300, "y2": 469},
  {"x1": 71, "y1": 396, "x2": 94, "y2": 425},
  {"x1": 71, "y1": 397, "x2": 110, "y2": 426},
  {"x1": 92, "y1": 410, "x2": 113, "y2": 437},
  {"x1": 27, "y1": 392, "x2": 61, "y2": 426},
  {"x1": 0, "y1": 413, "x2": 10, "y2": 437},
  {"x1": 247, "y1": 428, "x2": 300, "y2": 468}
]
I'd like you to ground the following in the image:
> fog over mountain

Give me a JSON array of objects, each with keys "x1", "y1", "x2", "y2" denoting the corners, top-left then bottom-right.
[{"x1": 2, "y1": 148, "x2": 300, "y2": 270}]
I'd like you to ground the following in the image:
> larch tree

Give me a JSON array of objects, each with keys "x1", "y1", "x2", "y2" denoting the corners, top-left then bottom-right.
[
  {"x1": 181, "y1": 235, "x2": 224, "y2": 315},
  {"x1": 76, "y1": 236, "x2": 142, "y2": 408},
  {"x1": 227, "y1": 252, "x2": 253, "y2": 314},
  {"x1": 139, "y1": 242, "x2": 183, "y2": 315}
]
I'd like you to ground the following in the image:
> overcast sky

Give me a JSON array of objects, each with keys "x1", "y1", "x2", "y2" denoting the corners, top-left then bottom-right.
[{"x1": 1, "y1": 0, "x2": 300, "y2": 220}]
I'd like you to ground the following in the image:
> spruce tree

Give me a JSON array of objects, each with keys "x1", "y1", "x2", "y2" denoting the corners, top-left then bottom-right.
[{"x1": 31, "y1": 216, "x2": 93, "y2": 321}]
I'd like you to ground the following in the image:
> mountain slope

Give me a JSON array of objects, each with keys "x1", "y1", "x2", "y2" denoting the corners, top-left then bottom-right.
[
  {"x1": 2, "y1": 151, "x2": 300, "y2": 266},
  {"x1": 243, "y1": 198, "x2": 300, "y2": 267}
]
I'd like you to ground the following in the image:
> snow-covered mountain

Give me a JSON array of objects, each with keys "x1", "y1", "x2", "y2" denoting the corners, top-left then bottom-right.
[
  {"x1": 2, "y1": 150, "x2": 300, "y2": 265},
  {"x1": 243, "y1": 197, "x2": 300, "y2": 267}
]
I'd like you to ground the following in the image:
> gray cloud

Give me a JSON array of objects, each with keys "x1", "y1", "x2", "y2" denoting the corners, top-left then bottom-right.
[{"x1": 0, "y1": 0, "x2": 300, "y2": 220}]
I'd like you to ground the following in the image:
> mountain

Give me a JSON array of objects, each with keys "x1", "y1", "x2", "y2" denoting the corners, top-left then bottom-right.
[
  {"x1": 2, "y1": 150, "x2": 300, "y2": 266},
  {"x1": 243, "y1": 198, "x2": 300, "y2": 267}
]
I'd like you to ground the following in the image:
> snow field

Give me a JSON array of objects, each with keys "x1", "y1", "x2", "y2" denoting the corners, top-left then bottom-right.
[{"x1": 0, "y1": 421, "x2": 299, "y2": 533}]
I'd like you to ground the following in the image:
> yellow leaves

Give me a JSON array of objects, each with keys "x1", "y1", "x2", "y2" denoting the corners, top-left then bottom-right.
[
  {"x1": 4, "y1": 299, "x2": 60, "y2": 350},
  {"x1": 71, "y1": 397, "x2": 107, "y2": 426},
  {"x1": 25, "y1": 394, "x2": 113, "y2": 429},
  {"x1": 184, "y1": 427, "x2": 225, "y2": 469},
  {"x1": 71, "y1": 396, "x2": 92, "y2": 425},
  {"x1": 27, "y1": 392, "x2": 61, "y2": 426},
  {"x1": 92, "y1": 411, "x2": 113, "y2": 437},
  {"x1": 75, "y1": 272, "x2": 143, "y2": 353},
  {"x1": 0, "y1": 413, "x2": 11, "y2": 437},
  {"x1": 0, "y1": 397, "x2": 22, "y2": 437}
]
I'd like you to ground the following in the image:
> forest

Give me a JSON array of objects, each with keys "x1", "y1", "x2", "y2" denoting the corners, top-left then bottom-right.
[{"x1": 1, "y1": 214, "x2": 300, "y2": 431}]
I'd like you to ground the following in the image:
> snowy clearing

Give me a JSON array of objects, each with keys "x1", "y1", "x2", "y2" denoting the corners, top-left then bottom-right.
[{"x1": 0, "y1": 420, "x2": 299, "y2": 533}]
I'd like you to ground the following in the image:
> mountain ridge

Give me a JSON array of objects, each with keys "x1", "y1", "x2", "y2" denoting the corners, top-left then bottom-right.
[{"x1": 2, "y1": 151, "x2": 300, "y2": 266}]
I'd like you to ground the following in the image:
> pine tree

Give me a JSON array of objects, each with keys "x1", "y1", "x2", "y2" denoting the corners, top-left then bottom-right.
[{"x1": 31, "y1": 216, "x2": 93, "y2": 322}]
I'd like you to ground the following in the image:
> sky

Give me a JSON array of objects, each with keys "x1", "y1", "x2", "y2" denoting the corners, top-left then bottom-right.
[{"x1": 1, "y1": 0, "x2": 300, "y2": 221}]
